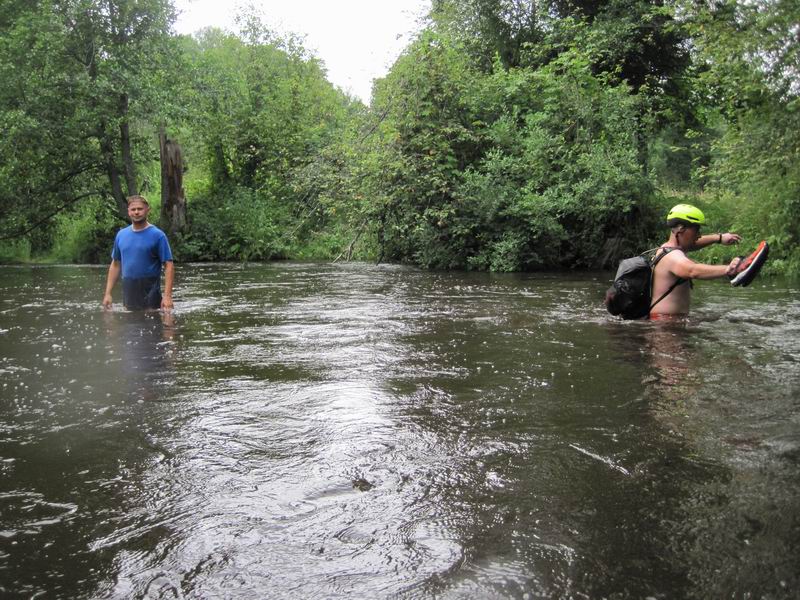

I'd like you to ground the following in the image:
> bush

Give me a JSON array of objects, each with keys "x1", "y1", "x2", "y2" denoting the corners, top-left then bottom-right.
[
  {"x1": 50, "y1": 198, "x2": 120, "y2": 263},
  {"x1": 0, "y1": 238, "x2": 31, "y2": 263},
  {"x1": 175, "y1": 184, "x2": 289, "y2": 261}
]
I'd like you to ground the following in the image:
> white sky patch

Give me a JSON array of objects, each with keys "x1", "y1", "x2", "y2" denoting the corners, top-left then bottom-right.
[{"x1": 173, "y1": 0, "x2": 431, "y2": 103}]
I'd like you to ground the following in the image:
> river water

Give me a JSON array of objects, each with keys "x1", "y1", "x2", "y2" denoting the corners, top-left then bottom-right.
[{"x1": 1, "y1": 263, "x2": 798, "y2": 599}]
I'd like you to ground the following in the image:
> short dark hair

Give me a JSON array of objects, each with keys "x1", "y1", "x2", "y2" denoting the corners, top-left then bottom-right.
[
  {"x1": 667, "y1": 218, "x2": 699, "y2": 229},
  {"x1": 126, "y1": 195, "x2": 149, "y2": 206}
]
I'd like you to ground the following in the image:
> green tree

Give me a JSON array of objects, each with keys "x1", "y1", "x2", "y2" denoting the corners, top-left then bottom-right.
[
  {"x1": 431, "y1": 0, "x2": 548, "y2": 70},
  {"x1": 684, "y1": 0, "x2": 800, "y2": 274},
  {"x1": 1, "y1": 1, "x2": 100, "y2": 249},
  {"x1": 175, "y1": 16, "x2": 358, "y2": 261},
  {"x1": 368, "y1": 30, "x2": 486, "y2": 268},
  {"x1": 368, "y1": 28, "x2": 656, "y2": 271},
  {"x1": 430, "y1": 0, "x2": 697, "y2": 186},
  {"x1": 0, "y1": 0, "x2": 179, "y2": 254}
]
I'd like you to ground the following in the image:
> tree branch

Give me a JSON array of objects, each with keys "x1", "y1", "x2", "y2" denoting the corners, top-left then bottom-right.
[
  {"x1": 333, "y1": 219, "x2": 368, "y2": 263},
  {"x1": 0, "y1": 191, "x2": 108, "y2": 241}
]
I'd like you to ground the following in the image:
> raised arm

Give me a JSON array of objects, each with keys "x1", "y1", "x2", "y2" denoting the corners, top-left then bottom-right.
[
  {"x1": 666, "y1": 251, "x2": 741, "y2": 280},
  {"x1": 690, "y1": 232, "x2": 742, "y2": 251}
]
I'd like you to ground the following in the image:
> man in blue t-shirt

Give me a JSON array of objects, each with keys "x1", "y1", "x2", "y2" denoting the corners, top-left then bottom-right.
[{"x1": 102, "y1": 195, "x2": 174, "y2": 311}]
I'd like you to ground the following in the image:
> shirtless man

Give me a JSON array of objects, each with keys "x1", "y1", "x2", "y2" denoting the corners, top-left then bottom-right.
[{"x1": 650, "y1": 204, "x2": 743, "y2": 318}]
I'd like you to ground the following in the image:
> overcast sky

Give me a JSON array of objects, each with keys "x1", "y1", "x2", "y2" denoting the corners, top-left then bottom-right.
[{"x1": 172, "y1": 0, "x2": 431, "y2": 103}]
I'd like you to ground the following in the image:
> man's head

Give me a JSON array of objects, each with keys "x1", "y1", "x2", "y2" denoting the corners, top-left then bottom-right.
[
  {"x1": 126, "y1": 195, "x2": 150, "y2": 224},
  {"x1": 666, "y1": 204, "x2": 705, "y2": 228},
  {"x1": 667, "y1": 203, "x2": 704, "y2": 246},
  {"x1": 127, "y1": 195, "x2": 149, "y2": 207}
]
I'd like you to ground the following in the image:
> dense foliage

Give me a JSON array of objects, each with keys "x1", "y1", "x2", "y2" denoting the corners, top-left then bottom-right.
[
  {"x1": 1, "y1": 0, "x2": 798, "y2": 275},
  {"x1": 173, "y1": 24, "x2": 354, "y2": 261},
  {"x1": 0, "y1": 0, "x2": 177, "y2": 256}
]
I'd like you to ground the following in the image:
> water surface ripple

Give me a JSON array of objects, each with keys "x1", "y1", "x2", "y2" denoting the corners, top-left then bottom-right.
[{"x1": 1, "y1": 263, "x2": 798, "y2": 599}]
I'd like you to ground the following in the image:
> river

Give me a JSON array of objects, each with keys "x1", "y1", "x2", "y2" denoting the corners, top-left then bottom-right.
[{"x1": 1, "y1": 263, "x2": 798, "y2": 599}]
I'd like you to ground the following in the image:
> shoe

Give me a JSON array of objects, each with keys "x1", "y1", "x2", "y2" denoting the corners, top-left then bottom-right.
[{"x1": 730, "y1": 240, "x2": 769, "y2": 287}]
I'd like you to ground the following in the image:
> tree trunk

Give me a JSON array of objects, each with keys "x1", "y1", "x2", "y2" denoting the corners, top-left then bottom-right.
[
  {"x1": 159, "y1": 127, "x2": 187, "y2": 235},
  {"x1": 91, "y1": 44, "x2": 126, "y2": 218},
  {"x1": 100, "y1": 130, "x2": 127, "y2": 218},
  {"x1": 119, "y1": 93, "x2": 138, "y2": 196},
  {"x1": 212, "y1": 142, "x2": 230, "y2": 183}
]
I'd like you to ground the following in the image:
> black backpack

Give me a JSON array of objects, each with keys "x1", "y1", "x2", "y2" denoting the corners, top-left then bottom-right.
[{"x1": 604, "y1": 248, "x2": 684, "y2": 319}]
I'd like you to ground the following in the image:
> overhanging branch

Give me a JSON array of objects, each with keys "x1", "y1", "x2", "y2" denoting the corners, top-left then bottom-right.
[{"x1": 0, "y1": 190, "x2": 109, "y2": 241}]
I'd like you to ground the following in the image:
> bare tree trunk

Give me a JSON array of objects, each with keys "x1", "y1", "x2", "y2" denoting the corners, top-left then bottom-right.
[
  {"x1": 213, "y1": 142, "x2": 230, "y2": 183},
  {"x1": 100, "y1": 130, "x2": 127, "y2": 218},
  {"x1": 159, "y1": 127, "x2": 187, "y2": 235},
  {"x1": 91, "y1": 44, "x2": 125, "y2": 218},
  {"x1": 119, "y1": 93, "x2": 138, "y2": 196}
]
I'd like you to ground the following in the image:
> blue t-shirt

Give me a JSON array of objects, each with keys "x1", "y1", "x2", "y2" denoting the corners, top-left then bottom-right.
[{"x1": 111, "y1": 224, "x2": 173, "y2": 280}]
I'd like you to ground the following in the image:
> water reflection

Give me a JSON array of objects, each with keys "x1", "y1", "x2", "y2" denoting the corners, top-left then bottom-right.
[
  {"x1": 0, "y1": 269, "x2": 158, "y2": 596},
  {"x1": 101, "y1": 309, "x2": 178, "y2": 403},
  {"x1": 630, "y1": 290, "x2": 800, "y2": 600},
  {"x1": 644, "y1": 318, "x2": 693, "y2": 392}
]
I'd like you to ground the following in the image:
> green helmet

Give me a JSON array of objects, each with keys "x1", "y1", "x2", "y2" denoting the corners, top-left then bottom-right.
[{"x1": 667, "y1": 204, "x2": 705, "y2": 226}]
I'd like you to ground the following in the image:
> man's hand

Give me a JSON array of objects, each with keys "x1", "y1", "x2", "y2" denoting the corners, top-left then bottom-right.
[
  {"x1": 721, "y1": 233, "x2": 742, "y2": 245},
  {"x1": 103, "y1": 261, "x2": 121, "y2": 310},
  {"x1": 162, "y1": 261, "x2": 174, "y2": 311},
  {"x1": 726, "y1": 256, "x2": 744, "y2": 277}
]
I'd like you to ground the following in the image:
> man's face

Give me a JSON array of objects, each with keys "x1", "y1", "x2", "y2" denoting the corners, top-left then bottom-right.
[{"x1": 127, "y1": 201, "x2": 150, "y2": 223}]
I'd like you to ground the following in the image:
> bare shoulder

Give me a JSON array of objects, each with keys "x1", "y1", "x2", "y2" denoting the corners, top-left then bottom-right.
[
  {"x1": 660, "y1": 247, "x2": 689, "y2": 264},
  {"x1": 656, "y1": 247, "x2": 692, "y2": 276},
  {"x1": 661, "y1": 247, "x2": 699, "y2": 280}
]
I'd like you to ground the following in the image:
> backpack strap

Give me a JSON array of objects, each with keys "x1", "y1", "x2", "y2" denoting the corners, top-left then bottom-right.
[{"x1": 649, "y1": 247, "x2": 688, "y2": 312}]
